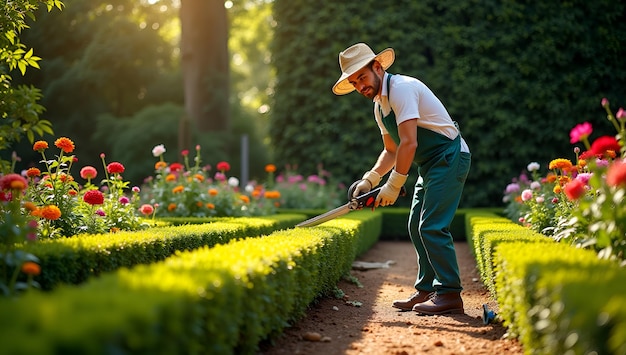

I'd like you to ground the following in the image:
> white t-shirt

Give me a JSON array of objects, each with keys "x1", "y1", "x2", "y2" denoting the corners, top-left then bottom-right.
[{"x1": 374, "y1": 73, "x2": 470, "y2": 153}]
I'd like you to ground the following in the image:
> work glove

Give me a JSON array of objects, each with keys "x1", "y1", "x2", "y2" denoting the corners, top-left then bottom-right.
[
  {"x1": 376, "y1": 170, "x2": 408, "y2": 207},
  {"x1": 352, "y1": 170, "x2": 382, "y2": 198}
]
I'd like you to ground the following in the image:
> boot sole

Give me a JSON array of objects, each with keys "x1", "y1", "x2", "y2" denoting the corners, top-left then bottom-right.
[{"x1": 413, "y1": 308, "x2": 464, "y2": 316}]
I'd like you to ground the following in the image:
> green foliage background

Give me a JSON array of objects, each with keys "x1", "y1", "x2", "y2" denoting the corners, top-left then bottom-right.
[
  {"x1": 270, "y1": 0, "x2": 626, "y2": 207},
  {"x1": 10, "y1": 0, "x2": 272, "y2": 185}
]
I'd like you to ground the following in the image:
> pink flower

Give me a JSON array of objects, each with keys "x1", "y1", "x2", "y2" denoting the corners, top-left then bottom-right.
[
  {"x1": 569, "y1": 122, "x2": 593, "y2": 144},
  {"x1": 152, "y1": 144, "x2": 166, "y2": 157},
  {"x1": 95, "y1": 209, "x2": 106, "y2": 216},
  {"x1": 119, "y1": 196, "x2": 130, "y2": 205},
  {"x1": 601, "y1": 98, "x2": 609, "y2": 107},
  {"x1": 139, "y1": 204, "x2": 154, "y2": 216},
  {"x1": 80, "y1": 166, "x2": 98, "y2": 180},
  {"x1": 181, "y1": 149, "x2": 189, "y2": 156},
  {"x1": 132, "y1": 186, "x2": 140, "y2": 193},
  {"x1": 616, "y1": 108, "x2": 626, "y2": 122},
  {"x1": 521, "y1": 189, "x2": 533, "y2": 202},
  {"x1": 0, "y1": 173, "x2": 28, "y2": 192}
]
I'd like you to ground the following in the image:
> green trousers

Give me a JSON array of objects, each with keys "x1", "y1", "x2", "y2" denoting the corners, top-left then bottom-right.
[{"x1": 407, "y1": 129, "x2": 471, "y2": 294}]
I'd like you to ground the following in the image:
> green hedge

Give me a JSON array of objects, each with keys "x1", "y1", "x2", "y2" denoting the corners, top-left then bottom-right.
[
  {"x1": 0, "y1": 211, "x2": 381, "y2": 354},
  {"x1": 494, "y1": 242, "x2": 626, "y2": 355},
  {"x1": 11, "y1": 214, "x2": 305, "y2": 290}
]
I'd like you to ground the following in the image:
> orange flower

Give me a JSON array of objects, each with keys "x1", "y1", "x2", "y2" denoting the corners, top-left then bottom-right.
[
  {"x1": 21, "y1": 262, "x2": 41, "y2": 276},
  {"x1": 239, "y1": 195, "x2": 250, "y2": 204},
  {"x1": 155, "y1": 161, "x2": 168, "y2": 170},
  {"x1": 206, "y1": 203, "x2": 215, "y2": 209},
  {"x1": 165, "y1": 174, "x2": 176, "y2": 182},
  {"x1": 265, "y1": 164, "x2": 276, "y2": 173},
  {"x1": 110, "y1": 227, "x2": 120, "y2": 233},
  {"x1": 208, "y1": 188, "x2": 218, "y2": 196},
  {"x1": 252, "y1": 190, "x2": 261, "y2": 198},
  {"x1": 167, "y1": 203, "x2": 177, "y2": 211},
  {"x1": 54, "y1": 137, "x2": 75, "y2": 153},
  {"x1": 26, "y1": 167, "x2": 41, "y2": 178},
  {"x1": 558, "y1": 176, "x2": 571, "y2": 186},
  {"x1": 196, "y1": 201, "x2": 203, "y2": 207},
  {"x1": 68, "y1": 189, "x2": 78, "y2": 196},
  {"x1": 264, "y1": 190, "x2": 281, "y2": 199},
  {"x1": 548, "y1": 158, "x2": 573, "y2": 171},
  {"x1": 274, "y1": 202, "x2": 280, "y2": 208},
  {"x1": 31, "y1": 209, "x2": 41, "y2": 217},
  {"x1": 40, "y1": 205, "x2": 62, "y2": 220},
  {"x1": 193, "y1": 174, "x2": 204, "y2": 182},
  {"x1": 172, "y1": 185, "x2": 184, "y2": 193},
  {"x1": 33, "y1": 141, "x2": 49, "y2": 152},
  {"x1": 23, "y1": 201, "x2": 37, "y2": 212}
]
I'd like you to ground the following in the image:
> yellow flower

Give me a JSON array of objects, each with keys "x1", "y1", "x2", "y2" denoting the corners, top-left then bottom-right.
[
  {"x1": 548, "y1": 158, "x2": 573, "y2": 171},
  {"x1": 553, "y1": 185, "x2": 562, "y2": 194}
]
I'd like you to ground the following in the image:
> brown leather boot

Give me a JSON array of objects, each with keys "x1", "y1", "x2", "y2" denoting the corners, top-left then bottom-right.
[
  {"x1": 392, "y1": 291, "x2": 435, "y2": 311},
  {"x1": 412, "y1": 292, "x2": 464, "y2": 315}
]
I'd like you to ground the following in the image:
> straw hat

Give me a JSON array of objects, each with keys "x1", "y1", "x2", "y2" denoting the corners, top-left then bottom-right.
[{"x1": 332, "y1": 43, "x2": 395, "y2": 95}]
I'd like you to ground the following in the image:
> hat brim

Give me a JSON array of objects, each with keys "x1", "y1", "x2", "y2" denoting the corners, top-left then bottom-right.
[{"x1": 332, "y1": 48, "x2": 395, "y2": 95}]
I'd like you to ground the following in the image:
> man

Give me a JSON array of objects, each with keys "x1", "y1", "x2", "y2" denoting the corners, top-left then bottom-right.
[{"x1": 332, "y1": 43, "x2": 471, "y2": 315}]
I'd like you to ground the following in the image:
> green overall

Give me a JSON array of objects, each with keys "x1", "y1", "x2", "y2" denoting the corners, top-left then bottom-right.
[{"x1": 381, "y1": 74, "x2": 471, "y2": 294}]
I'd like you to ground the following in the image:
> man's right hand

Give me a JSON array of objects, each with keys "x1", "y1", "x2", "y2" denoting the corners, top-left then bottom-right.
[{"x1": 352, "y1": 170, "x2": 382, "y2": 198}]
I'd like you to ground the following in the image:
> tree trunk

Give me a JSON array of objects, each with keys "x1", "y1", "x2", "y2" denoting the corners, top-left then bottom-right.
[{"x1": 180, "y1": 0, "x2": 230, "y2": 138}]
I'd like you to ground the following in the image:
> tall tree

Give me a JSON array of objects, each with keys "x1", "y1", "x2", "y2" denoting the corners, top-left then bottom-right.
[{"x1": 179, "y1": 0, "x2": 230, "y2": 150}]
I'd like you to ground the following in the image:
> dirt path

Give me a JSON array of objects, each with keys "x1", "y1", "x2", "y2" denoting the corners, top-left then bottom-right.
[{"x1": 259, "y1": 240, "x2": 524, "y2": 354}]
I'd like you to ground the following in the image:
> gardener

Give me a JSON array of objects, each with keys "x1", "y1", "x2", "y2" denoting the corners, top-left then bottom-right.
[{"x1": 333, "y1": 43, "x2": 471, "y2": 315}]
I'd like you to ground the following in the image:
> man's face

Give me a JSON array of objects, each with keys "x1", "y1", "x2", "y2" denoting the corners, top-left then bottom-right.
[{"x1": 348, "y1": 63, "x2": 382, "y2": 100}]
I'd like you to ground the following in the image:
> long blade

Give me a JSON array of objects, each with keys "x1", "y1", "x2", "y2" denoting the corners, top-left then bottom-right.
[{"x1": 296, "y1": 203, "x2": 351, "y2": 227}]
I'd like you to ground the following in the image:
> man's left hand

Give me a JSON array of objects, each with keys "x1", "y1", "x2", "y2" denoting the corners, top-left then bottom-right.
[{"x1": 375, "y1": 170, "x2": 408, "y2": 207}]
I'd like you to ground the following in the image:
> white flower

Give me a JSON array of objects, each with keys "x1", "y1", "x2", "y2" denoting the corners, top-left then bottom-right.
[
  {"x1": 527, "y1": 162, "x2": 540, "y2": 172},
  {"x1": 530, "y1": 181, "x2": 541, "y2": 190},
  {"x1": 245, "y1": 184, "x2": 254, "y2": 193},
  {"x1": 152, "y1": 144, "x2": 166, "y2": 157},
  {"x1": 228, "y1": 177, "x2": 239, "y2": 187}
]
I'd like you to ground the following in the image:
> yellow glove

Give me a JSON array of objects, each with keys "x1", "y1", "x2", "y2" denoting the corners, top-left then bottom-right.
[
  {"x1": 352, "y1": 170, "x2": 382, "y2": 198},
  {"x1": 376, "y1": 170, "x2": 407, "y2": 207}
]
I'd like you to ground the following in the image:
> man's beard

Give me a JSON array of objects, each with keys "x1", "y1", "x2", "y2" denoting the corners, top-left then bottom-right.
[{"x1": 362, "y1": 74, "x2": 381, "y2": 100}]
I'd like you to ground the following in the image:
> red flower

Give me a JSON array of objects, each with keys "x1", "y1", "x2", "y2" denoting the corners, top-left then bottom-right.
[
  {"x1": 139, "y1": 204, "x2": 154, "y2": 215},
  {"x1": 590, "y1": 136, "x2": 621, "y2": 157},
  {"x1": 0, "y1": 173, "x2": 28, "y2": 192},
  {"x1": 564, "y1": 179, "x2": 586, "y2": 201},
  {"x1": 216, "y1": 161, "x2": 230, "y2": 172},
  {"x1": 106, "y1": 162, "x2": 125, "y2": 174},
  {"x1": 54, "y1": 137, "x2": 75, "y2": 153},
  {"x1": 83, "y1": 190, "x2": 104, "y2": 205},
  {"x1": 606, "y1": 161, "x2": 626, "y2": 188},
  {"x1": 169, "y1": 163, "x2": 184, "y2": 172},
  {"x1": 181, "y1": 149, "x2": 189, "y2": 156},
  {"x1": 26, "y1": 167, "x2": 41, "y2": 178},
  {"x1": 80, "y1": 166, "x2": 98, "y2": 180},
  {"x1": 33, "y1": 141, "x2": 49, "y2": 152}
]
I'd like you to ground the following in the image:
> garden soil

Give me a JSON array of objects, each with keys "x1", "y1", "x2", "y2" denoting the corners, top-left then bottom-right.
[{"x1": 258, "y1": 240, "x2": 524, "y2": 355}]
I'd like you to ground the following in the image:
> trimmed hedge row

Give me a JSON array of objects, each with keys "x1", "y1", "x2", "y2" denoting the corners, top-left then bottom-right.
[
  {"x1": 467, "y1": 211, "x2": 626, "y2": 355},
  {"x1": 0, "y1": 211, "x2": 382, "y2": 354},
  {"x1": 14, "y1": 214, "x2": 305, "y2": 290}
]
